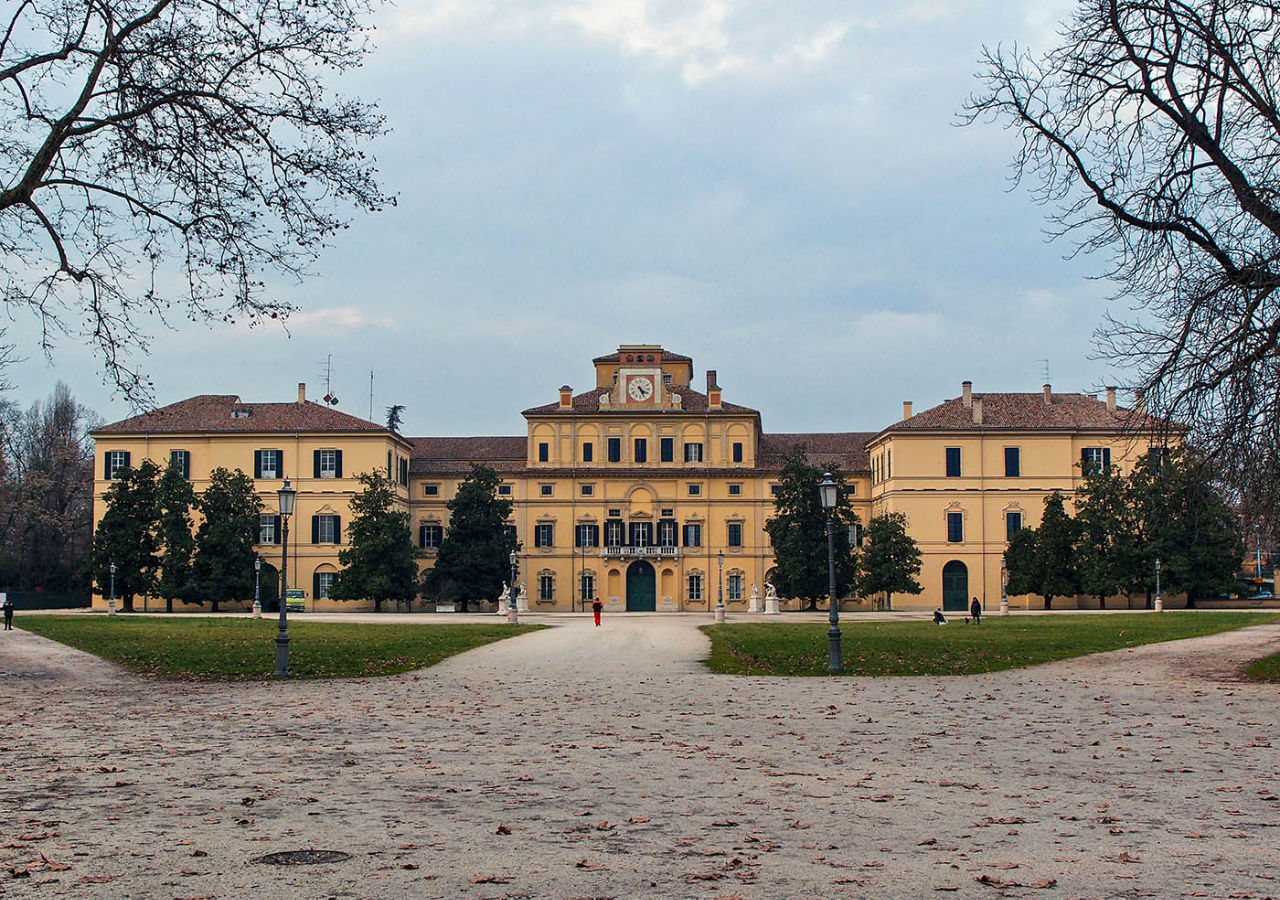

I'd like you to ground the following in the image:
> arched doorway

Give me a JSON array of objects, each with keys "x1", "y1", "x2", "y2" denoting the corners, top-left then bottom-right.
[
  {"x1": 626, "y1": 560, "x2": 656, "y2": 612},
  {"x1": 942, "y1": 561, "x2": 968, "y2": 612}
]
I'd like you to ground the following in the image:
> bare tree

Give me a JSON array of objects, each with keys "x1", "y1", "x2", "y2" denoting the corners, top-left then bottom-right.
[
  {"x1": 1, "y1": 0, "x2": 390, "y2": 401},
  {"x1": 965, "y1": 0, "x2": 1280, "y2": 511}
]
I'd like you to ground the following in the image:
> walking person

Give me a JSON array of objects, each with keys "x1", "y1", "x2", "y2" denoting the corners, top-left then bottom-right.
[
  {"x1": 591, "y1": 597, "x2": 603, "y2": 627},
  {"x1": 2, "y1": 594, "x2": 13, "y2": 630},
  {"x1": 970, "y1": 596, "x2": 982, "y2": 625}
]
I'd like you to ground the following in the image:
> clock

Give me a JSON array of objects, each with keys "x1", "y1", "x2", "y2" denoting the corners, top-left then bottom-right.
[{"x1": 627, "y1": 376, "x2": 654, "y2": 402}]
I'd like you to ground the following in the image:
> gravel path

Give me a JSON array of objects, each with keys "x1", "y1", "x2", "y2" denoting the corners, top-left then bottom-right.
[{"x1": 1, "y1": 614, "x2": 1278, "y2": 899}]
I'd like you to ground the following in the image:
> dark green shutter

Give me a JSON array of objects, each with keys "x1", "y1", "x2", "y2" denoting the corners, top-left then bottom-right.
[
  {"x1": 1103, "y1": 448, "x2": 1111, "y2": 470},
  {"x1": 333, "y1": 515, "x2": 341, "y2": 543},
  {"x1": 254, "y1": 450, "x2": 262, "y2": 479},
  {"x1": 311, "y1": 515, "x2": 319, "y2": 544},
  {"x1": 313, "y1": 571, "x2": 321, "y2": 599},
  {"x1": 313, "y1": 450, "x2": 321, "y2": 478},
  {"x1": 104, "y1": 453, "x2": 111, "y2": 479},
  {"x1": 334, "y1": 451, "x2": 342, "y2": 478}
]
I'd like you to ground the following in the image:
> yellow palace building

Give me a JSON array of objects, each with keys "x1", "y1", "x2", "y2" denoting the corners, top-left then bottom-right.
[{"x1": 90, "y1": 344, "x2": 1169, "y2": 613}]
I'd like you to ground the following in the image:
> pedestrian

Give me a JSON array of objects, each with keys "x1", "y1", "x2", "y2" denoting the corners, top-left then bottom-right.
[
  {"x1": 933, "y1": 608, "x2": 947, "y2": 626},
  {"x1": 2, "y1": 594, "x2": 13, "y2": 630},
  {"x1": 970, "y1": 596, "x2": 982, "y2": 625},
  {"x1": 592, "y1": 597, "x2": 603, "y2": 627}
]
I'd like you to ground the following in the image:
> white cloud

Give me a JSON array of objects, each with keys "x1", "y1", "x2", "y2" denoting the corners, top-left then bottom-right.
[{"x1": 283, "y1": 306, "x2": 396, "y2": 332}]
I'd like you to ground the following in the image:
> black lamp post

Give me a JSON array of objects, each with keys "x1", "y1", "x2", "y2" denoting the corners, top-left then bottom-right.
[
  {"x1": 254, "y1": 556, "x2": 262, "y2": 617},
  {"x1": 275, "y1": 477, "x2": 296, "y2": 678},
  {"x1": 716, "y1": 549, "x2": 725, "y2": 622},
  {"x1": 507, "y1": 550, "x2": 518, "y2": 624},
  {"x1": 818, "y1": 472, "x2": 842, "y2": 672},
  {"x1": 109, "y1": 561, "x2": 116, "y2": 616}
]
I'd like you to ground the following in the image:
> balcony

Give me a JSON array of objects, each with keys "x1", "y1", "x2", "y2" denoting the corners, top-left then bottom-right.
[{"x1": 601, "y1": 545, "x2": 680, "y2": 559}]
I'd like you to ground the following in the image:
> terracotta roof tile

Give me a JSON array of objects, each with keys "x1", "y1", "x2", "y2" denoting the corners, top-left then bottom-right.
[
  {"x1": 758, "y1": 433, "x2": 874, "y2": 474},
  {"x1": 522, "y1": 385, "x2": 759, "y2": 417},
  {"x1": 93, "y1": 395, "x2": 395, "y2": 436},
  {"x1": 882, "y1": 392, "x2": 1174, "y2": 434},
  {"x1": 591, "y1": 350, "x2": 693, "y2": 365},
  {"x1": 410, "y1": 436, "x2": 527, "y2": 474}
]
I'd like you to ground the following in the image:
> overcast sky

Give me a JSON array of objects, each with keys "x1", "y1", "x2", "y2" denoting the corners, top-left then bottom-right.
[{"x1": 7, "y1": 0, "x2": 1120, "y2": 438}]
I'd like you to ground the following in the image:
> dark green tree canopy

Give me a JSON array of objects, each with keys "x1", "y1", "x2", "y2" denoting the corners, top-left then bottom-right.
[
  {"x1": 155, "y1": 460, "x2": 197, "y2": 613},
  {"x1": 90, "y1": 458, "x2": 161, "y2": 610},
  {"x1": 764, "y1": 450, "x2": 858, "y2": 609},
  {"x1": 856, "y1": 512, "x2": 923, "y2": 604},
  {"x1": 424, "y1": 463, "x2": 517, "y2": 612},
  {"x1": 331, "y1": 470, "x2": 418, "y2": 611},
  {"x1": 190, "y1": 468, "x2": 262, "y2": 612}
]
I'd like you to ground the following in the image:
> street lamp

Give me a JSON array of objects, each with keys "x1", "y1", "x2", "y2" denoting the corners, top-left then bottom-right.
[
  {"x1": 818, "y1": 472, "x2": 842, "y2": 672},
  {"x1": 715, "y1": 550, "x2": 725, "y2": 623},
  {"x1": 1154, "y1": 556, "x2": 1163, "y2": 613},
  {"x1": 1000, "y1": 558, "x2": 1009, "y2": 616},
  {"x1": 109, "y1": 561, "x2": 117, "y2": 616},
  {"x1": 254, "y1": 556, "x2": 262, "y2": 618},
  {"x1": 507, "y1": 550, "x2": 519, "y2": 625},
  {"x1": 275, "y1": 477, "x2": 297, "y2": 678}
]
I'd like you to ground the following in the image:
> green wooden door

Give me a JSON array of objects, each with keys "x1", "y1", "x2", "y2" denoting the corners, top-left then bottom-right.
[
  {"x1": 942, "y1": 560, "x2": 969, "y2": 612},
  {"x1": 626, "y1": 560, "x2": 656, "y2": 612}
]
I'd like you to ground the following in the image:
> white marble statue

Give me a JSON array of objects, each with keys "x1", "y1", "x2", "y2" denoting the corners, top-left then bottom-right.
[
  {"x1": 764, "y1": 581, "x2": 780, "y2": 615},
  {"x1": 748, "y1": 582, "x2": 762, "y2": 613}
]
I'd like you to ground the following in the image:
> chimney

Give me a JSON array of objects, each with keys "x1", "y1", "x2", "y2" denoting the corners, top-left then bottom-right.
[
  {"x1": 972, "y1": 396, "x2": 983, "y2": 425},
  {"x1": 559, "y1": 385, "x2": 573, "y2": 410},
  {"x1": 1042, "y1": 383, "x2": 1052, "y2": 405},
  {"x1": 297, "y1": 382, "x2": 306, "y2": 404},
  {"x1": 962, "y1": 381, "x2": 972, "y2": 409},
  {"x1": 902, "y1": 401, "x2": 913, "y2": 420},
  {"x1": 707, "y1": 370, "x2": 722, "y2": 410},
  {"x1": 1105, "y1": 386, "x2": 1117, "y2": 412},
  {"x1": 1133, "y1": 388, "x2": 1144, "y2": 412}
]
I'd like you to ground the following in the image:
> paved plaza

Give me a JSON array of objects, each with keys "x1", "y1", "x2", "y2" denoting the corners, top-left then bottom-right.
[{"x1": 1, "y1": 612, "x2": 1279, "y2": 899}]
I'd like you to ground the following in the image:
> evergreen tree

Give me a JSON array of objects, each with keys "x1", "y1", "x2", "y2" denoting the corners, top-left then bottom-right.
[
  {"x1": 190, "y1": 468, "x2": 262, "y2": 612},
  {"x1": 1003, "y1": 525, "x2": 1040, "y2": 598},
  {"x1": 155, "y1": 460, "x2": 197, "y2": 613},
  {"x1": 90, "y1": 459, "x2": 161, "y2": 611},
  {"x1": 856, "y1": 512, "x2": 922, "y2": 609},
  {"x1": 1074, "y1": 467, "x2": 1139, "y2": 609},
  {"x1": 764, "y1": 450, "x2": 858, "y2": 610},
  {"x1": 424, "y1": 463, "x2": 517, "y2": 612},
  {"x1": 331, "y1": 470, "x2": 419, "y2": 612},
  {"x1": 1036, "y1": 491, "x2": 1081, "y2": 609}
]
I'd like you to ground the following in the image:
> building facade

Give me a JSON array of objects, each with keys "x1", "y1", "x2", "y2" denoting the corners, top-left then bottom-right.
[{"x1": 90, "y1": 345, "x2": 1169, "y2": 612}]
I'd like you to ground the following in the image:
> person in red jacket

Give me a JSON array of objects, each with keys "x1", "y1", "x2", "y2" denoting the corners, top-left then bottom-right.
[{"x1": 592, "y1": 597, "x2": 603, "y2": 627}]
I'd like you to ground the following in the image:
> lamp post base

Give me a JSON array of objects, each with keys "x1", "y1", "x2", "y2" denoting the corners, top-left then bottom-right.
[
  {"x1": 1154, "y1": 596, "x2": 1164, "y2": 613},
  {"x1": 507, "y1": 606, "x2": 519, "y2": 625},
  {"x1": 714, "y1": 603, "x2": 726, "y2": 624},
  {"x1": 274, "y1": 631, "x2": 290, "y2": 679},
  {"x1": 1000, "y1": 597, "x2": 1009, "y2": 616},
  {"x1": 827, "y1": 624, "x2": 842, "y2": 673}
]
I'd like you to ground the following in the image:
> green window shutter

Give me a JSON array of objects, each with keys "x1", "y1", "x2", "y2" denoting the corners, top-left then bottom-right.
[
  {"x1": 334, "y1": 451, "x2": 342, "y2": 479},
  {"x1": 311, "y1": 516, "x2": 320, "y2": 544},
  {"x1": 313, "y1": 571, "x2": 321, "y2": 599},
  {"x1": 313, "y1": 450, "x2": 321, "y2": 478},
  {"x1": 254, "y1": 450, "x2": 262, "y2": 479},
  {"x1": 333, "y1": 515, "x2": 341, "y2": 543}
]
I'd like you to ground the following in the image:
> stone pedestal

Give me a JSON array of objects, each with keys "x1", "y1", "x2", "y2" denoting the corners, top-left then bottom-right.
[
  {"x1": 252, "y1": 599, "x2": 262, "y2": 619},
  {"x1": 1000, "y1": 597, "x2": 1009, "y2": 616},
  {"x1": 747, "y1": 584, "x2": 762, "y2": 614},
  {"x1": 516, "y1": 585, "x2": 529, "y2": 612},
  {"x1": 714, "y1": 603, "x2": 726, "y2": 624}
]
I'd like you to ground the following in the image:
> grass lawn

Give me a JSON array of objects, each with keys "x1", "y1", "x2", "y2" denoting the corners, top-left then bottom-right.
[
  {"x1": 1244, "y1": 651, "x2": 1280, "y2": 682},
  {"x1": 702, "y1": 612, "x2": 1280, "y2": 677},
  {"x1": 17, "y1": 616, "x2": 543, "y2": 680}
]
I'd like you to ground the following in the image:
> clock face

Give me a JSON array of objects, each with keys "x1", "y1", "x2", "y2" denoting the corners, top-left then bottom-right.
[{"x1": 627, "y1": 376, "x2": 654, "y2": 401}]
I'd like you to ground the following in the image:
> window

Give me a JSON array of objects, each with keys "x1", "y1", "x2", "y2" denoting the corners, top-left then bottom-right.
[
  {"x1": 313, "y1": 514, "x2": 340, "y2": 544},
  {"x1": 728, "y1": 484, "x2": 742, "y2": 496},
  {"x1": 580, "y1": 484, "x2": 593, "y2": 496},
  {"x1": 683, "y1": 523, "x2": 702, "y2": 547},
  {"x1": 684, "y1": 442, "x2": 704, "y2": 462},
  {"x1": 539, "y1": 574, "x2": 554, "y2": 602},
  {"x1": 629, "y1": 521, "x2": 653, "y2": 547},
  {"x1": 399, "y1": 458, "x2": 409, "y2": 486},
  {"x1": 254, "y1": 449, "x2": 281, "y2": 480},
  {"x1": 945, "y1": 447, "x2": 961, "y2": 477},
  {"x1": 259, "y1": 515, "x2": 280, "y2": 545},
  {"x1": 503, "y1": 524, "x2": 517, "y2": 543},
  {"x1": 634, "y1": 438, "x2": 647, "y2": 463},
  {"x1": 848, "y1": 523, "x2": 863, "y2": 547},
  {"x1": 688, "y1": 483, "x2": 702, "y2": 496},
  {"x1": 770, "y1": 484, "x2": 781, "y2": 496},
  {"x1": 607, "y1": 438, "x2": 621, "y2": 462},
  {"x1": 582, "y1": 442, "x2": 594, "y2": 463},
  {"x1": 727, "y1": 573, "x2": 743, "y2": 601},
  {"x1": 657, "y1": 520, "x2": 677, "y2": 547},
  {"x1": 540, "y1": 484, "x2": 553, "y2": 496},
  {"x1": 1147, "y1": 446, "x2": 1169, "y2": 469},
  {"x1": 605, "y1": 520, "x2": 624, "y2": 547},
  {"x1": 315, "y1": 448, "x2": 341, "y2": 479},
  {"x1": 498, "y1": 484, "x2": 512, "y2": 496},
  {"x1": 580, "y1": 572, "x2": 595, "y2": 602},
  {"x1": 316, "y1": 571, "x2": 337, "y2": 599},
  {"x1": 687, "y1": 574, "x2": 703, "y2": 601},
  {"x1": 946, "y1": 512, "x2": 963, "y2": 543},
  {"x1": 732, "y1": 442, "x2": 743, "y2": 463},
  {"x1": 1004, "y1": 447, "x2": 1021, "y2": 478},
  {"x1": 169, "y1": 449, "x2": 191, "y2": 480},
  {"x1": 424, "y1": 484, "x2": 439, "y2": 496},
  {"x1": 535, "y1": 523, "x2": 555, "y2": 548},
  {"x1": 660, "y1": 437, "x2": 674, "y2": 462},
  {"x1": 1006, "y1": 512, "x2": 1023, "y2": 541},
  {"x1": 727, "y1": 522, "x2": 743, "y2": 547},
  {"x1": 1081, "y1": 447, "x2": 1111, "y2": 476},
  {"x1": 419, "y1": 523, "x2": 444, "y2": 549},
  {"x1": 576, "y1": 524, "x2": 599, "y2": 547},
  {"x1": 538, "y1": 442, "x2": 549, "y2": 462}
]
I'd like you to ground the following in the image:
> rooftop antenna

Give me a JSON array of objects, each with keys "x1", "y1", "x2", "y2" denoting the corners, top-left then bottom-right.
[
  {"x1": 1038, "y1": 359, "x2": 1051, "y2": 383},
  {"x1": 369, "y1": 370, "x2": 374, "y2": 421},
  {"x1": 320, "y1": 354, "x2": 339, "y2": 406}
]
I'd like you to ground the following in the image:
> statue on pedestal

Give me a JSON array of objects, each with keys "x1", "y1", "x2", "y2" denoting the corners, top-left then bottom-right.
[
  {"x1": 748, "y1": 582, "x2": 762, "y2": 613},
  {"x1": 764, "y1": 582, "x2": 780, "y2": 615}
]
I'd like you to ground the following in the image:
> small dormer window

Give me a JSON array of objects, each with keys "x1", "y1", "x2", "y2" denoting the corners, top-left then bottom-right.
[{"x1": 231, "y1": 407, "x2": 252, "y2": 419}]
